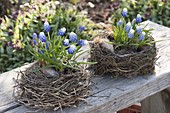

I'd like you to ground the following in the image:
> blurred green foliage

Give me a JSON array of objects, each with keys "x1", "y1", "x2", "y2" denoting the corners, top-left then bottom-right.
[
  {"x1": 111, "y1": 0, "x2": 170, "y2": 27},
  {"x1": 0, "y1": 0, "x2": 31, "y2": 17},
  {"x1": 0, "y1": 0, "x2": 12, "y2": 17}
]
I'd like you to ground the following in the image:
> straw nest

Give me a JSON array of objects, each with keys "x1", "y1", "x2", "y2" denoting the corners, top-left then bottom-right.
[
  {"x1": 14, "y1": 62, "x2": 91, "y2": 111},
  {"x1": 90, "y1": 33, "x2": 157, "y2": 78}
]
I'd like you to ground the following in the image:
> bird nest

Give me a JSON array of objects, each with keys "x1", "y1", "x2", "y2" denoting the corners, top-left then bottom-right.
[
  {"x1": 90, "y1": 35, "x2": 157, "y2": 78},
  {"x1": 13, "y1": 63, "x2": 91, "y2": 111}
]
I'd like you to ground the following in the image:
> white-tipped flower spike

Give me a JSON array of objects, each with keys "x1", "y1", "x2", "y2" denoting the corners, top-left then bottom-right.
[
  {"x1": 136, "y1": 26, "x2": 142, "y2": 34},
  {"x1": 58, "y1": 27, "x2": 66, "y2": 36},
  {"x1": 136, "y1": 14, "x2": 142, "y2": 23},
  {"x1": 118, "y1": 19, "x2": 123, "y2": 26},
  {"x1": 125, "y1": 22, "x2": 132, "y2": 32},
  {"x1": 122, "y1": 8, "x2": 128, "y2": 17},
  {"x1": 63, "y1": 39, "x2": 69, "y2": 46},
  {"x1": 128, "y1": 29, "x2": 135, "y2": 38},
  {"x1": 69, "y1": 32, "x2": 77, "y2": 42},
  {"x1": 44, "y1": 21, "x2": 50, "y2": 32},
  {"x1": 32, "y1": 33, "x2": 37, "y2": 39},
  {"x1": 139, "y1": 32, "x2": 146, "y2": 40},
  {"x1": 68, "y1": 44, "x2": 76, "y2": 54},
  {"x1": 39, "y1": 32, "x2": 46, "y2": 42}
]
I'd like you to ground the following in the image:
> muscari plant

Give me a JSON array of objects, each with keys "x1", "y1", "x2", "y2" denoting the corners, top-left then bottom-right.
[
  {"x1": 113, "y1": 0, "x2": 170, "y2": 27},
  {"x1": 28, "y1": 21, "x2": 92, "y2": 71},
  {"x1": 0, "y1": 1, "x2": 92, "y2": 73},
  {"x1": 112, "y1": 8, "x2": 154, "y2": 49}
]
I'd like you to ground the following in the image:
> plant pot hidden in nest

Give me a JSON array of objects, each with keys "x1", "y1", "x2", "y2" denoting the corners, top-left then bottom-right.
[
  {"x1": 90, "y1": 8, "x2": 157, "y2": 78},
  {"x1": 14, "y1": 21, "x2": 93, "y2": 110}
]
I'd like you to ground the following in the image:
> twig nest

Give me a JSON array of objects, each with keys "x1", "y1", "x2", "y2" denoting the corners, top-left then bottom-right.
[
  {"x1": 90, "y1": 36, "x2": 157, "y2": 78},
  {"x1": 14, "y1": 63, "x2": 91, "y2": 111}
]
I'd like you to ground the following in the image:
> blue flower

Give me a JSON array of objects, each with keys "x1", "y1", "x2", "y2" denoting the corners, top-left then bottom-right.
[
  {"x1": 58, "y1": 27, "x2": 66, "y2": 36},
  {"x1": 118, "y1": 19, "x2": 123, "y2": 26},
  {"x1": 128, "y1": 29, "x2": 135, "y2": 38},
  {"x1": 136, "y1": 14, "x2": 142, "y2": 23},
  {"x1": 122, "y1": 8, "x2": 128, "y2": 17},
  {"x1": 46, "y1": 41, "x2": 50, "y2": 50},
  {"x1": 69, "y1": 32, "x2": 77, "y2": 42},
  {"x1": 139, "y1": 32, "x2": 146, "y2": 40},
  {"x1": 32, "y1": 33, "x2": 37, "y2": 39},
  {"x1": 68, "y1": 45, "x2": 76, "y2": 54},
  {"x1": 39, "y1": 32, "x2": 46, "y2": 42},
  {"x1": 78, "y1": 39, "x2": 86, "y2": 46},
  {"x1": 44, "y1": 21, "x2": 50, "y2": 32},
  {"x1": 79, "y1": 26, "x2": 85, "y2": 32},
  {"x1": 63, "y1": 39, "x2": 69, "y2": 46},
  {"x1": 125, "y1": 22, "x2": 131, "y2": 32},
  {"x1": 136, "y1": 26, "x2": 142, "y2": 34},
  {"x1": 32, "y1": 33, "x2": 37, "y2": 45},
  {"x1": 33, "y1": 39, "x2": 37, "y2": 45}
]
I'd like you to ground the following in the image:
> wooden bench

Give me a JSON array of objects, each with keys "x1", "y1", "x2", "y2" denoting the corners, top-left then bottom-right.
[{"x1": 0, "y1": 21, "x2": 170, "y2": 113}]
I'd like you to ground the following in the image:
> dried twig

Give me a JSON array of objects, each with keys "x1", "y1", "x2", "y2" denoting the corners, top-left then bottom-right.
[
  {"x1": 89, "y1": 35, "x2": 157, "y2": 78},
  {"x1": 13, "y1": 64, "x2": 91, "y2": 111}
]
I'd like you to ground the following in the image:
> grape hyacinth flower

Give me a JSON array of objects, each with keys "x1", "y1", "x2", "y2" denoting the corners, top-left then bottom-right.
[
  {"x1": 78, "y1": 39, "x2": 87, "y2": 46},
  {"x1": 122, "y1": 8, "x2": 128, "y2": 17},
  {"x1": 139, "y1": 32, "x2": 146, "y2": 40},
  {"x1": 136, "y1": 14, "x2": 142, "y2": 23},
  {"x1": 46, "y1": 41, "x2": 50, "y2": 50},
  {"x1": 32, "y1": 33, "x2": 37, "y2": 39},
  {"x1": 136, "y1": 26, "x2": 142, "y2": 34},
  {"x1": 128, "y1": 29, "x2": 135, "y2": 38},
  {"x1": 79, "y1": 26, "x2": 85, "y2": 32},
  {"x1": 118, "y1": 19, "x2": 123, "y2": 26},
  {"x1": 44, "y1": 21, "x2": 50, "y2": 32},
  {"x1": 69, "y1": 32, "x2": 77, "y2": 42},
  {"x1": 33, "y1": 39, "x2": 37, "y2": 45},
  {"x1": 68, "y1": 45, "x2": 76, "y2": 54},
  {"x1": 58, "y1": 27, "x2": 66, "y2": 36},
  {"x1": 125, "y1": 22, "x2": 131, "y2": 32},
  {"x1": 39, "y1": 32, "x2": 46, "y2": 42},
  {"x1": 63, "y1": 39, "x2": 69, "y2": 46}
]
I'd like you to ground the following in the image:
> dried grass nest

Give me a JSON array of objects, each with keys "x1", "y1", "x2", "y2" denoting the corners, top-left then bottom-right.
[
  {"x1": 89, "y1": 32, "x2": 157, "y2": 77},
  {"x1": 14, "y1": 62, "x2": 91, "y2": 111}
]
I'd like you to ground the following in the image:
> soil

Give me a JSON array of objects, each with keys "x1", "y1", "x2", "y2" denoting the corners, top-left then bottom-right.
[{"x1": 62, "y1": 0, "x2": 120, "y2": 23}]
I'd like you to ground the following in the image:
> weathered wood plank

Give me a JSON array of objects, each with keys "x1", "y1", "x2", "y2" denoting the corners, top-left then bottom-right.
[
  {"x1": 0, "y1": 21, "x2": 170, "y2": 113},
  {"x1": 140, "y1": 21, "x2": 170, "y2": 113},
  {"x1": 141, "y1": 87, "x2": 170, "y2": 113},
  {"x1": 0, "y1": 63, "x2": 36, "y2": 112}
]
